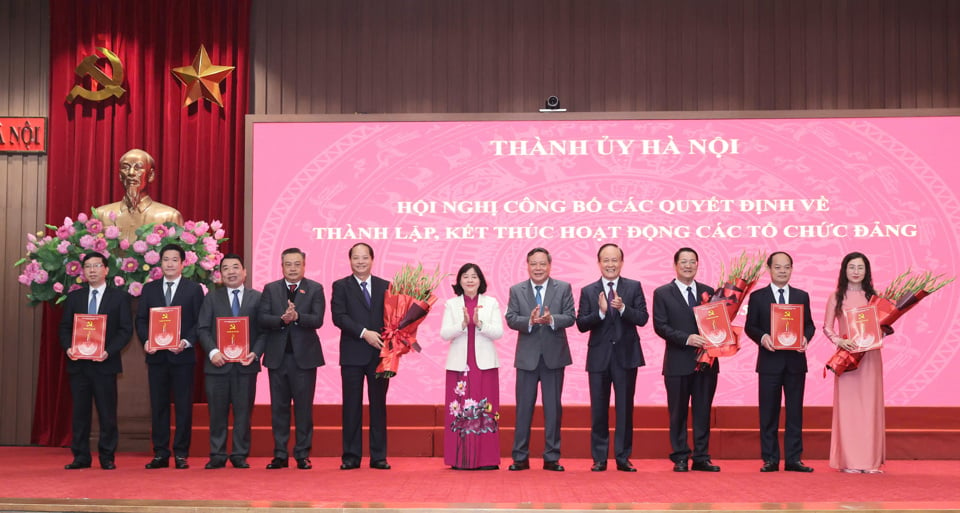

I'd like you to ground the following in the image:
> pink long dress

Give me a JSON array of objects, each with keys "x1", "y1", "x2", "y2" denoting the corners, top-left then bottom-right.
[{"x1": 822, "y1": 289, "x2": 886, "y2": 472}]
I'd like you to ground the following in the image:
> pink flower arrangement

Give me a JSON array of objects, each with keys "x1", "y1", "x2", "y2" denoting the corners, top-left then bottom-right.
[
  {"x1": 121, "y1": 257, "x2": 138, "y2": 272},
  {"x1": 14, "y1": 209, "x2": 228, "y2": 305},
  {"x1": 85, "y1": 218, "x2": 103, "y2": 235},
  {"x1": 144, "y1": 250, "x2": 160, "y2": 265},
  {"x1": 65, "y1": 261, "x2": 82, "y2": 276}
]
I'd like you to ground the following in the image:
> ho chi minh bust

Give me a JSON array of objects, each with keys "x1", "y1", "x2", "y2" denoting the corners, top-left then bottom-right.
[{"x1": 95, "y1": 149, "x2": 183, "y2": 240}]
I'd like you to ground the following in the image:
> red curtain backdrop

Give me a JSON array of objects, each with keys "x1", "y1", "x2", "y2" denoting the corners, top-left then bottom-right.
[{"x1": 33, "y1": 0, "x2": 250, "y2": 445}]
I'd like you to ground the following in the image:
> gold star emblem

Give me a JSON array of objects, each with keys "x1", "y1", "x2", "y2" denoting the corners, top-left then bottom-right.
[{"x1": 171, "y1": 45, "x2": 235, "y2": 108}]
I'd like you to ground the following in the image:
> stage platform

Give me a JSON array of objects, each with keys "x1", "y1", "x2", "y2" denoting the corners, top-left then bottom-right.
[
  {"x1": 0, "y1": 447, "x2": 959, "y2": 513},
  {"x1": 169, "y1": 404, "x2": 960, "y2": 460}
]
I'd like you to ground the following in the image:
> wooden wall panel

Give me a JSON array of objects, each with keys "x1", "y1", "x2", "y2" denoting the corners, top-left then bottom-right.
[
  {"x1": 249, "y1": 0, "x2": 960, "y2": 115},
  {"x1": 0, "y1": 0, "x2": 49, "y2": 445}
]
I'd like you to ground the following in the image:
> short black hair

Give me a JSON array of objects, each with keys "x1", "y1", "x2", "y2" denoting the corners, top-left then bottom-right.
[
  {"x1": 767, "y1": 251, "x2": 793, "y2": 267},
  {"x1": 349, "y1": 242, "x2": 374, "y2": 260},
  {"x1": 527, "y1": 247, "x2": 551, "y2": 263},
  {"x1": 452, "y1": 263, "x2": 488, "y2": 296},
  {"x1": 674, "y1": 247, "x2": 698, "y2": 264},
  {"x1": 160, "y1": 243, "x2": 185, "y2": 261},
  {"x1": 82, "y1": 252, "x2": 109, "y2": 268},
  {"x1": 281, "y1": 247, "x2": 306, "y2": 260},
  {"x1": 220, "y1": 253, "x2": 245, "y2": 268},
  {"x1": 597, "y1": 243, "x2": 623, "y2": 261}
]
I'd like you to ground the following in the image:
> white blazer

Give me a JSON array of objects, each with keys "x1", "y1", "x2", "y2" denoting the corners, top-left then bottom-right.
[{"x1": 438, "y1": 294, "x2": 504, "y2": 371}]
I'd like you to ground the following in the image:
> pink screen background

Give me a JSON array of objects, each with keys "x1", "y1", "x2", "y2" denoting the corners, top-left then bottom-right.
[{"x1": 249, "y1": 116, "x2": 960, "y2": 407}]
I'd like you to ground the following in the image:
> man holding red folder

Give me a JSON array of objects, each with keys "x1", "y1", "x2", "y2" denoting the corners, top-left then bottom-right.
[
  {"x1": 197, "y1": 253, "x2": 265, "y2": 469},
  {"x1": 59, "y1": 252, "x2": 132, "y2": 470},
  {"x1": 744, "y1": 251, "x2": 816, "y2": 473},
  {"x1": 136, "y1": 243, "x2": 205, "y2": 470}
]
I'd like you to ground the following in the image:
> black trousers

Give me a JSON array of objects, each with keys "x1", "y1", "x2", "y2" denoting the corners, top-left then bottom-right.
[
  {"x1": 664, "y1": 371, "x2": 717, "y2": 463},
  {"x1": 341, "y1": 357, "x2": 389, "y2": 464},
  {"x1": 268, "y1": 353, "x2": 317, "y2": 460},
  {"x1": 69, "y1": 368, "x2": 119, "y2": 464}
]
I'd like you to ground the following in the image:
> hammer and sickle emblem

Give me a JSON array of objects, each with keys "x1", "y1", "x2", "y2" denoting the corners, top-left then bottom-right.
[{"x1": 66, "y1": 47, "x2": 126, "y2": 103}]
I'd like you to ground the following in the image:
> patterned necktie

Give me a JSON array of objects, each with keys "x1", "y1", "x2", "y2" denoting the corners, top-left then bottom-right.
[
  {"x1": 231, "y1": 289, "x2": 241, "y2": 317},
  {"x1": 361, "y1": 281, "x2": 371, "y2": 307},
  {"x1": 165, "y1": 282, "x2": 174, "y2": 306},
  {"x1": 607, "y1": 282, "x2": 616, "y2": 303},
  {"x1": 535, "y1": 285, "x2": 543, "y2": 309},
  {"x1": 686, "y1": 286, "x2": 697, "y2": 308},
  {"x1": 778, "y1": 288, "x2": 786, "y2": 304},
  {"x1": 88, "y1": 289, "x2": 99, "y2": 314}
]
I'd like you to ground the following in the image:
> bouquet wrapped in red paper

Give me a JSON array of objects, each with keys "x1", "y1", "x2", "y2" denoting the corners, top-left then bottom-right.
[
  {"x1": 377, "y1": 263, "x2": 445, "y2": 379},
  {"x1": 826, "y1": 270, "x2": 954, "y2": 376},
  {"x1": 696, "y1": 251, "x2": 766, "y2": 369}
]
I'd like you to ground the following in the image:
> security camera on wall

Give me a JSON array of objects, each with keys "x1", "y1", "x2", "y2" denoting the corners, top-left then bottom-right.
[{"x1": 539, "y1": 95, "x2": 566, "y2": 112}]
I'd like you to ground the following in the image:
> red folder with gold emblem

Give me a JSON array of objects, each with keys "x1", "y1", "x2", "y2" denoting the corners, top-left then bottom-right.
[
  {"x1": 694, "y1": 302, "x2": 737, "y2": 357},
  {"x1": 148, "y1": 306, "x2": 181, "y2": 351},
  {"x1": 844, "y1": 304, "x2": 883, "y2": 352},
  {"x1": 216, "y1": 317, "x2": 249, "y2": 362},
  {"x1": 771, "y1": 304, "x2": 804, "y2": 350},
  {"x1": 72, "y1": 314, "x2": 107, "y2": 359}
]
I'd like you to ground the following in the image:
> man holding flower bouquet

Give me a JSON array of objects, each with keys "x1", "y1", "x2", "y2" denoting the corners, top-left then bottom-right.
[
  {"x1": 331, "y1": 242, "x2": 392, "y2": 470},
  {"x1": 652, "y1": 247, "x2": 719, "y2": 472}
]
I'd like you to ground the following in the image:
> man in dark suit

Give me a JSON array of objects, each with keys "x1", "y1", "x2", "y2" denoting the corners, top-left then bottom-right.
[
  {"x1": 652, "y1": 247, "x2": 720, "y2": 472},
  {"x1": 197, "y1": 253, "x2": 266, "y2": 469},
  {"x1": 136, "y1": 243, "x2": 205, "y2": 469},
  {"x1": 744, "y1": 251, "x2": 816, "y2": 473},
  {"x1": 258, "y1": 247, "x2": 326, "y2": 470},
  {"x1": 331, "y1": 242, "x2": 391, "y2": 470},
  {"x1": 576, "y1": 243, "x2": 649, "y2": 472},
  {"x1": 59, "y1": 252, "x2": 132, "y2": 470},
  {"x1": 505, "y1": 247, "x2": 576, "y2": 472}
]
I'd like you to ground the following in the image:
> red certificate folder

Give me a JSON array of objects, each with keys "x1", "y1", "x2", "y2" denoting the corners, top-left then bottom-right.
[
  {"x1": 148, "y1": 306, "x2": 181, "y2": 351},
  {"x1": 216, "y1": 317, "x2": 249, "y2": 362},
  {"x1": 771, "y1": 304, "x2": 804, "y2": 350},
  {"x1": 694, "y1": 302, "x2": 736, "y2": 357},
  {"x1": 72, "y1": 314, "x2": 107, "y2": 359},
  {"x1": 844, "y1": 304, "x2": 883, "y2": 352}
]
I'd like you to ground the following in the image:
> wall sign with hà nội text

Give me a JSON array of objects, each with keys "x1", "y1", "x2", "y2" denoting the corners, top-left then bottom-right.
[{"x1": 0, "y1": 117, "x2": 46, "y2": 154}]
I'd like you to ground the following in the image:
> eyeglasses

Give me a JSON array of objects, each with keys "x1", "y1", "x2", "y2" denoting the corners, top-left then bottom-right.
[{"x1": 83, "y1": 263, "x2": 105, "y2": 269}]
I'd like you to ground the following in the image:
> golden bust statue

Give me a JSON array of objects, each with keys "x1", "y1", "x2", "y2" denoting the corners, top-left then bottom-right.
[{"x1": 95, "y1": 149, "x2": 183, "y2": 240}]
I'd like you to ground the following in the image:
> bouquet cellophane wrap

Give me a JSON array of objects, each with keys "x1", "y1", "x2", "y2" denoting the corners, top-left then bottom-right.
[{"x1": 377, "y1": 285, "x2": 437, "y2": 378}]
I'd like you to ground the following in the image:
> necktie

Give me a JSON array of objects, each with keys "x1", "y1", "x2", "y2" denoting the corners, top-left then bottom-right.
[
  {"x1": 361, "y1": 281, "x2": 371, "y2": 307},
  {"x1": 607, "y1": 282, "x2": 616, "y2": 303},
  {"x1": 686, "y1": 286, "x2": 697, "y2": 308},
  {"x1": 778, "y1": 288, "x2": 786, "y2": 304},
  {"x1": 535, "y1": 285, "x2": 543, "y2": 309},
  {"x1": 231, "y1": 290, "x2": 241, "y2": 316},
  {"x1": 165, "y1": 282, "x2": 174, "y2": 306},
  {"x1": 288, "y1": 283, "x2": 297, "y2": 293},
  {"x1": 88, "y1": 289, "x2": 99, "y2": 314}
]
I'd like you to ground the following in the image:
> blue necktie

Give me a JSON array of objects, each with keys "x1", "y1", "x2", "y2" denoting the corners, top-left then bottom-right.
[
  {"x1": 535, "y1": 285, "x2": 543, "y2": 309},
  {"x1": 231, "y1": 289, "x2": 241, "y2": 316},
  {"x1": 88, "y1": 289, "x2": 99, "y2": 314},
  {"x1": 361, "y1": 281, "x2": 371, "y2": 307},
  {"x1": 686, "y1": 286, "x2": 697, "y2": 308},
  {"x1": 778, "y1": 288, "x2": 786, "y2": 304}
]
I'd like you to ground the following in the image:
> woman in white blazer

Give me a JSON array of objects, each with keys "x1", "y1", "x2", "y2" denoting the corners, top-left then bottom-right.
[{"x1": 439, "y1": 263, "x2": 504, "y2": 470}]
